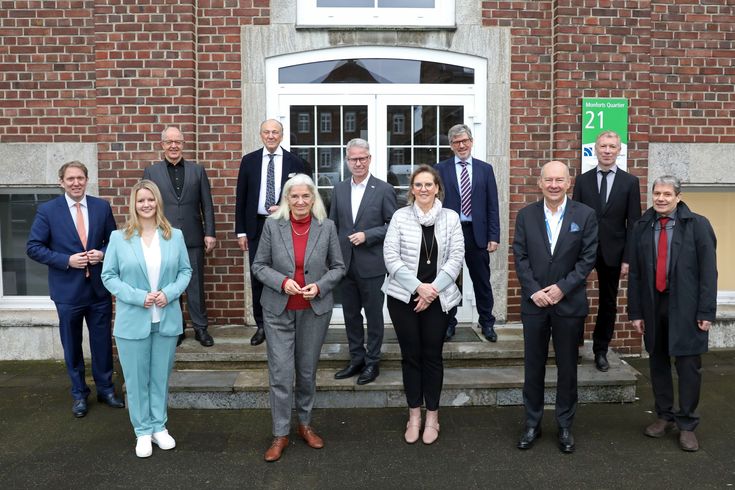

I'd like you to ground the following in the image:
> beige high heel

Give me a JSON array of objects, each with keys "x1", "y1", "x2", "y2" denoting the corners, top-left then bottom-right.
[{"x1": 404, "y1": 407, "x2": 422, "y2": 444}]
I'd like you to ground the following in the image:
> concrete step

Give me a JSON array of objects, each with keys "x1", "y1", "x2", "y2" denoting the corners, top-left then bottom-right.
[
  {"x1": 175, "y1": 324, "x2": 536, "y2": 370},
  {"x1": 168, "y1": 347, "x2": 640, "y2": 409}
]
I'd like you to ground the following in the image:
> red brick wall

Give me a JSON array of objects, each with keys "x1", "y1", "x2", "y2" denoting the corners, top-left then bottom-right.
[
  {"x1": 650, "y1": 1, "x2": 735, "y2": 143},
  {"x1": 2, "y1": 1, "x2": 734, "y2": 349},
  {"x1": 0, "y1": 1, "x2": 96, "y2": 142}
]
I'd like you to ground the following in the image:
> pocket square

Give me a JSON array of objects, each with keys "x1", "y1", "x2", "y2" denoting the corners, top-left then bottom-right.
[
  {"x1": 570, "y1": 222, "x2": 580, "y2": 233},
  {"x1": 288, "y1": 172, "x2": 297, "y2": 178}
]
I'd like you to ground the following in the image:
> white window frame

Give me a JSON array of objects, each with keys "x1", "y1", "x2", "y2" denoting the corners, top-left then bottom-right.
[
  {"x1": 0, "y1": 187, "x2": 58, "y2": 310},
  {"x1": 319, "y1": 112, "x2": 332, "y2": 133},
  {"x1": 296, "y1": 0, "x2": 455, "y2": 28}
]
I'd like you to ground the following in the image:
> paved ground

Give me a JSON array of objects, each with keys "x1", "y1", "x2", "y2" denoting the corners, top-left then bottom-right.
[{"x1": 1, "y1": 351, "x2": 734, "y2": 489}]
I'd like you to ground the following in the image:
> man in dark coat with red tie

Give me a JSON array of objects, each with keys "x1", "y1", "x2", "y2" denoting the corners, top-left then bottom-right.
[{"x1": 628, "y1": 175, "x2": 717, "y2": 452}]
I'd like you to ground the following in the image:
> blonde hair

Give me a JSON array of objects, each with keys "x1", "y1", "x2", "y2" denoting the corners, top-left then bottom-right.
[
  {"x1": 122, "y1": 180, "x2": 173, "y2": 240},
  {"x1": 269, "y1": 173, "x2": 327, "y2": 222}
]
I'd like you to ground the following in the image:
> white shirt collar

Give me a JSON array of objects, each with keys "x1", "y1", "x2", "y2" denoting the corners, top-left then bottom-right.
[
  {"x1": 65, "y1": 193, "x2": 88, "y2": 209},
  {"x1": 351, "y1": 174, "x2": 370, "y2": 188},
  {"x1": 263, "y1": 146, "x2": 283, "y2": 157},
  {"x1": 596, "y1": 164, "x2": 617, "y2": 173},
  {"x1": 544, "y1": 195, "x2": 567, "y2": 216},
  {"x1": 454, "y1": 156, "x2": 473, "y2": 165}
]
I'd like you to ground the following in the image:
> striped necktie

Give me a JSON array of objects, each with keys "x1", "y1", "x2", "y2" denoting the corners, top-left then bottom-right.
[{"x1": 459, "y1": 161, "x2": 472, "y2": 217}]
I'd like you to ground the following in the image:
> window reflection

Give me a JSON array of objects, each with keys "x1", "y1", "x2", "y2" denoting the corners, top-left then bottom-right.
[
  {"x1": 0, "y1": 190, "x2": 62, "y2": 296},
  {"x1": 279, "y1": 59, "x2": 474, "y2": 84}
]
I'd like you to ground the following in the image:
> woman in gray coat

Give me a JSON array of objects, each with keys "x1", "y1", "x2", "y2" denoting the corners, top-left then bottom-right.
[
  {"x1": 252, "y1": 173, "x2": 345, "y2": 462},
  {"x1": 383, "y1": 165, "x2": 464, "y2": 445}
]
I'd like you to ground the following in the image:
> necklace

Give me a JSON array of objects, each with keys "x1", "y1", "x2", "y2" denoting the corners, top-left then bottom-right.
[
  {"x1": 422, "y1": 227, "x2": 435, "y2": 265},
  {"x1": 291, "y1": 223, "x2": 311, "y2": 236}
]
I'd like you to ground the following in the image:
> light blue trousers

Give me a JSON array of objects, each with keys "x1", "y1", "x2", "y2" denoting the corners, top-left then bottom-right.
[{"x1": 115, "y1": 323, "x2": 178, "y2": 437}]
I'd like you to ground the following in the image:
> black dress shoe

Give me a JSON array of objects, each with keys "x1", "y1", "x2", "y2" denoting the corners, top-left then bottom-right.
[
  {"x1": 72, "y1": 398, "x2": 88, "y2": 418},
  {"x1": 558, "y1": 427, "x2": 575, "y2": 453},
  {"x1": 517, "y1": 426, "x2": 541, "y2": 450},
  {"x1": 194, "y1": 326, "x2": 214, "y2": 347},
  {"x1": 177, "y1": 331, "x2": 185, "y2": 346},
  {"x1": 334, "y1": 362, "x2": 365, "y2": 380},
  {"x1": 482, "y1": 324, "x2": 498, "y2": 342},
  {"x1": 97, "y1": 392, "x2": 125, "y2": 408},
  {"x1": 594, "y1": 352, "x2": 609, "y2": 372},
  {"x1": 356, "y1": 364, "x2": 379, "y2": 385},
  {"x1": 250, "y1": 326, "x2": 266, "y2": 346},
  {"x1": 444, "y1": 323, "x2": 456, "y2": 341}
]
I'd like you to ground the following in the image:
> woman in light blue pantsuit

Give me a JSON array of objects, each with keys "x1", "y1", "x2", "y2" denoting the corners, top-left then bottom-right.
[{"x1": 102, "y1": 180, "x2": 191, "y2": 458}]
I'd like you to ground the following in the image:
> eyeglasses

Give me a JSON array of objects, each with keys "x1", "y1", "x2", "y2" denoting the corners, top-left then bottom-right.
[
  {"x1": 347, "y1": 156, "x2": 370, "y2": 164},
  {"x1": 162, "y1": 140, "x2": 184, "y2": 147},
  {"x1": 412, "y1": 182, "x2": 435, "y2": 190},
  {"x1": 450, "y1": 138, "x2": 472, "y2": 147}
]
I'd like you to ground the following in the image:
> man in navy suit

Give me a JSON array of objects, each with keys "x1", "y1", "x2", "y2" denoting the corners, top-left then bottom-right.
[
  {"x1": 435, "y1": 124, "x2": 500, "y2": 341},
  {"x1": 27, "y1": 161, "x2": 124, "y2": 417},
  {"x1": 330, "y1": 138, "x2": 397, "y2": 385},
  {"x1": 572, "y1": 130, "x2": 640, "y2": 372},
  {"x1": 513, "y1": 161, "x2": 598, "y2": 453},
  {"x1": 236, "y1": 119, "x2": 309, "y2": 345}
]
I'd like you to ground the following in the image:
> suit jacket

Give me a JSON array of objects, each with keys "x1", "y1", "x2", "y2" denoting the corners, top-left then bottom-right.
[
  {"x1": 628, "y1": 202, "x2": 717, "y2": 356},
  {"x1": 328, "y1": 175, "x2": 397, "y2": 277},
  {"x1": 101, "y1": 228, "x2": 192, "y2": 339},
  {"x1": 26, "y1": 194, "x2": 117, "y2": 305},
  {"x1": 235, "y1": 148, "x2": 309, "y2": 239},
  {"x1": 435, "y1": 156, "x2": 500, "y2": 247},
  {"x1": 512, "y1": 199, "x2": 598, "y2": 317},
  {"x1": 143, "y1": 159, "x2": 216, "y2": 249},
  {"x1": 572, "y1": 167, "x2": 640, "y2": 266},
  {"x1": 252, "y1": 217, "x2": 345, "y2": 316}
]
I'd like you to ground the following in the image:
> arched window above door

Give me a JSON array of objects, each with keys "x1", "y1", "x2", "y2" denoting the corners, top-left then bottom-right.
[{"x1": 279, "y1": 59, "x2": 474, "y2": 84}]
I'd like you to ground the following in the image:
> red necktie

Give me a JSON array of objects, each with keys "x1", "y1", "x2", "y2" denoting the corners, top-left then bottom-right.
[{"x1": 655, "y1": 217, "x2": 669, "y2": 292}]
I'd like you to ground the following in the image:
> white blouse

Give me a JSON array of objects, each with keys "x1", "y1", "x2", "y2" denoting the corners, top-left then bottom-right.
[{"x1": 141, "y1": 232, "x2": 162, "y2": 323}]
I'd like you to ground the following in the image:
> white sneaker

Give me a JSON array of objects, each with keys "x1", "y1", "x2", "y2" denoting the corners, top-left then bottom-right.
[
  {"x1": 136, "y1": 435, "x2": 153, "y2": 458},
  {"x1": 152, "y1": 429, "x2": 176, "y2": 450}
]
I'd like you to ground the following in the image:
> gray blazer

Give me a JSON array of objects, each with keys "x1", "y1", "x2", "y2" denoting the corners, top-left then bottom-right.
[
  {"x1": 143, "y1": 159, "x2": 216, "y2": 249},
  {"x1": 252, "y1": 217, "x2": 345, "y2": 316},
  {"x1": 329, "y1": 175, "x2": 397, "y2": 278}
]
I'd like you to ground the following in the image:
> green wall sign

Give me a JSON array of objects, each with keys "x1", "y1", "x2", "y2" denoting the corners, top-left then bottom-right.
[{"x1": 581, "y1": 98, "x2": 628, "y2": 172}]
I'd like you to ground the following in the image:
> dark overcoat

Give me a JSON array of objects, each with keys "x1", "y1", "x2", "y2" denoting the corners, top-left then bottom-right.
[{"x1": 627, "y1": 201, "x2": 717, "y2": 356}]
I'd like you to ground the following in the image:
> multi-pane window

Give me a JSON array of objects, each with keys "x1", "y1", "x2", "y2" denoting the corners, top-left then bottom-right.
[
  {"x1": 0, "y1": 189, "x2": 62, "y2": 297},
  {"x1": 320, "y1": 112, "x2": 332, "y2": 133},
  {"x1": 297, "y1": 113, "x2": 310, "y2": 133}
]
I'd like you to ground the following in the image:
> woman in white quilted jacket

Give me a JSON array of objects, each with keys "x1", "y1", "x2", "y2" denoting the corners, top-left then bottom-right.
[{"x1": 383, "y1": 164, "x2": 465, "y2": 445}]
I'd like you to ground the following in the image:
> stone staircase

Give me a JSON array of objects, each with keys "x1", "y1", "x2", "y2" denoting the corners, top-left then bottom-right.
[{"x1": 168, "y1": 323, "x2": 640, "y2": 409}]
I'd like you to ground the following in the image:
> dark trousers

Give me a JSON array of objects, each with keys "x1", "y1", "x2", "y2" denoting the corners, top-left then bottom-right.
[
  {"x1": 341, "y1": 262, "x2": 386, "y2": 367},
  {"x1": 247, "y1": 216, "x2": 268, "y2": 328},
  {"x1": 448, "y1": 223, "x2": 495, "y2": 329},
  {"x1": 592, "y1": 258, "x2": 621, "y2": 354},
  {"x1": 522, "y1": 311, "x2": 583, "y2": 429},
  {"x1": 55, "y1": 299, "x2": 114, "y2": 400},
  {"x1": 181, "y1": 246, "x2": 208, "y2": 328},
  {"x1": 388, "y1": 296, "x2": 448, "y2": 411},
  {"x1": 649, "y1": 292, "x2": 702, "y2": 431}
]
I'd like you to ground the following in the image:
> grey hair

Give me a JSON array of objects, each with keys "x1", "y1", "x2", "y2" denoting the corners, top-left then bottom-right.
[
  {"x1": 346, "y1": 138, "x2": 370, "y2": 154},
  {"x1": 652, "y1": 175, "x2": 682, "y2": 195},
  {"x1": 260, "y1": 119, "x2": 284, "y2": 133},
  {"x1": 595, "y1": 130, "x2": 620, "y2": 143},
  {"x1": 161, "y1": 126, "x2": 183, "y2": 141},
  {"x1": 448, "y1": 124, "x2": 473, "y2": 142},
  {"x1": 269, "y1": 173, "x2": 327, "y2": 222}
]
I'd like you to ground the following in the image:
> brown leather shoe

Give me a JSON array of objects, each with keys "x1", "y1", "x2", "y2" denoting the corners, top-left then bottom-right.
[
  {"x1": 264, "y1": 436, "x2": 289, "y2": 462},
  {"x1": 679, "y1": 430, "x2": 699, "y2": 452},
  {"x1": 297, "y1": 425, "x2": 324, "y2": 449},
  {"x1": 644, "y1": 419, "x2": 676, "y2": 438}
]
